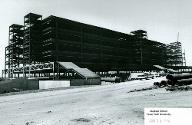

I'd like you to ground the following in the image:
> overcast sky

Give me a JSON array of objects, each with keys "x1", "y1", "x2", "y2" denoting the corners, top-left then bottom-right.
[{"x1": 0, "y1": 0, "x2": 192, "y2": 73}]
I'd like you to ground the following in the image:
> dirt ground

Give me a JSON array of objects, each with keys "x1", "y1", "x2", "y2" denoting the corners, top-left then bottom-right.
[{"x1": 0, "y1": 77, "x2": 191, "y2": 125}]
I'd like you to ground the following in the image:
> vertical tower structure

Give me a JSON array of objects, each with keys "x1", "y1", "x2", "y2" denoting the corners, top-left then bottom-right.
[
  {"x1": 183, "y1": 50, "x2": 186, "y2": 66},
  {"x1": 5, "y1": 24, "x2": 24, "y2": 78},
  {"x1": 23, "y1": 13, "x2": 42, "y2": 66},
  {"x1": 166, "y1": 41, "x2": 183, "y2": 66}
]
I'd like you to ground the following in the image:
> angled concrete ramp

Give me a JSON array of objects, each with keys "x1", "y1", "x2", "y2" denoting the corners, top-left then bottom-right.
[
  {"x1": 58, "y1": 62, "x2": 80, "y2": 69},
  {"x1": 57, "y1": 62, "x2": 99, "y2": 79}
]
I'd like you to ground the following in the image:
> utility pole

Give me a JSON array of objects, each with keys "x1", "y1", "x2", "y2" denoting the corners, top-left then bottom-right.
[{"x1": 177, "y1": 32, "x2": 179, "y2": 42}]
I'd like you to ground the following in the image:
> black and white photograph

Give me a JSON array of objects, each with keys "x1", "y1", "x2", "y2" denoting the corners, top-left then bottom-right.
[{"x1": 0, "y1": 0, "x2": 192, "y2": 125}]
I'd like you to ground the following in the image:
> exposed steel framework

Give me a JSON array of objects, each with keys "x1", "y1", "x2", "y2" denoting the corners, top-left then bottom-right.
[
  {"x1": 166, "y1": 41, "x2": 185, "y2": 66},
  {"x1": 41, "y1": 15, "x2": 167, "y2": 71},
  {"x1": 23, "y1": 13, "x2": 42, "y2": 65},
  {"x1": 3, "y1": 13, "x2": 187, "y2": 79},
  {"x1": 5, "y1": 24, "x2": 24, "y2": 78}
]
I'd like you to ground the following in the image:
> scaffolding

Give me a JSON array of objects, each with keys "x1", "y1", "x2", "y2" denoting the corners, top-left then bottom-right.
[{"x1": 166, "y1": 41, "x2": 184, "y2": 66}]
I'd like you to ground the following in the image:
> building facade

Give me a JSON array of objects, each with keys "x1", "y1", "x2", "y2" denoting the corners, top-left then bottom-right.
[{"x1": 3, "y1": 13, "x2": 185, "y2": 78}]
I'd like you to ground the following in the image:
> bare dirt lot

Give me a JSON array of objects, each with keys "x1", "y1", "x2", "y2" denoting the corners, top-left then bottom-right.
[{"x1": 0, "y1": 77, "x2": 191, "y2": 125}]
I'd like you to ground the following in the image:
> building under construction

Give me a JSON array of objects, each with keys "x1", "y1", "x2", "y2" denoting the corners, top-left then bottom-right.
[{"x1": 3, "y1": 13, "x2": 187, "y2": 81}]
